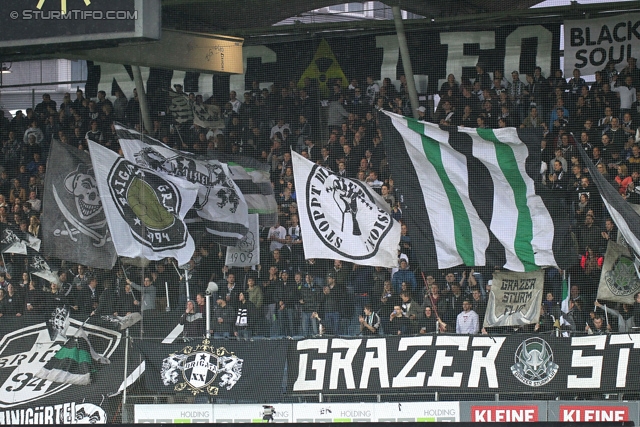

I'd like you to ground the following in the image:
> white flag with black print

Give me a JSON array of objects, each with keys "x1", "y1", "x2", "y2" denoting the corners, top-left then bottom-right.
[
  {"x1": 484, "y1": 270, "x2": 544, "y2": 328},
  {"x1": 88, "y1": 140, "x2": 199, "y2": 266},
  {"x1": 116, "y1": 124, "x2": 250, "y2": 247},
  {"x1": 291, "y1": 151, "x2": 401, "y2": 268},
  {"x1": 225, "y1": 214, "x2": 260, "y2": 266}
]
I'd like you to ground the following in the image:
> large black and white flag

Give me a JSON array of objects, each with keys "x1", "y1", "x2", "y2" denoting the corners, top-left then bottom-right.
[
  {"x1": 42, "y1": 140, "x2": 117, "y2": 269},
  {"x1": 292, "y1": 151, "x2": 400, "y2": 268},
  {"x1": 206, "y1": 153, "x2": 278, "y2": 228},
  {"x1": 88, "y1": 140, "x2": 199, "y2": 266},
  {"x1": 168, "y1": 90, "x2": 193, "y2": 125},
  {"x1": 484, "y1": 270, "x2": 544, "y2": 328},
  {"x1": 116, "y1": 124, "x2": 250, "y2": 247},
  {"x1": 1, "y1": 226, "x2": 41, "y2": 254}
]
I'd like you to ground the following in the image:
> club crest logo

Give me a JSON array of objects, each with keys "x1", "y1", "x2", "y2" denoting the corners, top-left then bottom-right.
[
  {"x1": 305, "y1": 165, "x2": 394, "y2": 260},
  {"x1": 511, "y1": 337, "x2": 558, "y2": 387},
  {"x1": 51, "y1": 163, "x2": 111, "y2": 247},
  {"x1": 161, "y1": 339, "x2": 243, "y2": 396},
  {"x1": 107, "y1": 158, "x2": 189, "y2": 251},
  {"x1": 604, "y1": 255, "x2": 640, "y2": 297}
]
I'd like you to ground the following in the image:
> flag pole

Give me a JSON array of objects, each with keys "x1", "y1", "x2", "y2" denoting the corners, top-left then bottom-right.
[
  {"x1": 185, "y1": 268, "x2": 190, "y2": 302},
  {"x1": 205, "y1": 294, "x2": 211, "y2": 339},
  {"x1": 121, "y1": 327, "x2": 130, "y2": 422},
  {"x1": 165, "y1": 282, "x2": 170, "y2": 312}
]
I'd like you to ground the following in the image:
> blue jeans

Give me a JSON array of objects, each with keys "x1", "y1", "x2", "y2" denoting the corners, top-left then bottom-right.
[
  {"x1": 324, "y1": 312, "x2": 340, "y2": 335},
  {"x1": 301, "y1": 311, "x2": 319, "y2": 336},
  {"x1": 276, "y1": 308, "x2": 296, "y2": 336},
  {"x1": 236, "y1": 328, "x2": 251, "y2": 340}
]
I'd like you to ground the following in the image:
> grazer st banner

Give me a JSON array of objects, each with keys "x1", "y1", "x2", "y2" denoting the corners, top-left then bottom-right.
[{"x1": 287, "y1": 334, "x2": 640, "y2": 395}]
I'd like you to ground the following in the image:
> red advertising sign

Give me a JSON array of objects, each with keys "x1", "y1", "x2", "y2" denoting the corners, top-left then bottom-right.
[
  {"x1": 560, "y1": 406, "x2": 629, "y2": 422},
  {"x1": 471, "y1": 406, "x2": 539, "y2": 422}
]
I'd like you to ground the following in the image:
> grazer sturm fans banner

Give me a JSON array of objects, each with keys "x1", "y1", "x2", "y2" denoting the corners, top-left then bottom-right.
[
  {"x1": 88, "y1": 140, "x2": 199, "y2": 266},
  {"x1": 287, "y1": 334, "x2": 640, "y2": 395},
  {"x1": 0, "y1": 317, "x2": 134, "y2": 425},
  {"x1": 291, "y1": 151, "x2": 400, "y2": 268},
  {"x1": 140, "y1": 338, "x2": 287, "y2": 401},
  {"x1": 597, "y1": 240, "x2": 640, "y2": 304},
  {"x1": 564, "y1": 14, "x2": 640, "y2": 76},
  {"x1": 484, "y1": 270, "x2": 544, "y2": 328}
]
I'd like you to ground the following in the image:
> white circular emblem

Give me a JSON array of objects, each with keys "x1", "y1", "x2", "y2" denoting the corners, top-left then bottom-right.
[{"x1": 305, "y1": 165, "x2": 394, "y2": 260}]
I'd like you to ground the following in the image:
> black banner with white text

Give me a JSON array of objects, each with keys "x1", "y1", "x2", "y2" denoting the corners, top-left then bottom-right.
[{"x1": 287, "y1": 334, "x2": 640, "y2": 395}]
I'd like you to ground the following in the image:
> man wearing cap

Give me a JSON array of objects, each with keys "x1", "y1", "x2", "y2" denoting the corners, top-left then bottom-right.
[
  {"x1": 417, "y1": 106, "x2": 427, "y2": 121},
  {"x1": 392, "y1": 254, "x2": 417, "y2": 294},
  {"x1": 212, "y1": 294, "x2": 234, "y2": 338}
]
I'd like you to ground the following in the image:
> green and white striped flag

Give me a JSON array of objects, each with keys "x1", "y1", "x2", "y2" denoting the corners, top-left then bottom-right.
[{"x1": 381, "y1": 111, "x2": 563, "y2": 272}]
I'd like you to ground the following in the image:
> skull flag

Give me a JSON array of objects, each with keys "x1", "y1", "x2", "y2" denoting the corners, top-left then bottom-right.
[{"x1": 42, "y1": 140, "x2": 117, "y2": 269}]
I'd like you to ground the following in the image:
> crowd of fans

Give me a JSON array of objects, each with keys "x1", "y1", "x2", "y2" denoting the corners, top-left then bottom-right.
[{"x1": 1, "y1": 55, "x2": 640, "y2": 339}]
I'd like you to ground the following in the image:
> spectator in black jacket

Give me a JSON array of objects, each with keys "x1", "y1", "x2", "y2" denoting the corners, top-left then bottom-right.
[
  {"x1": 117, "y1": 282, "x2": 139, "y2": 316},
  {"x1": 180, "y1": 300, "x2": 205, "y2": 340}
]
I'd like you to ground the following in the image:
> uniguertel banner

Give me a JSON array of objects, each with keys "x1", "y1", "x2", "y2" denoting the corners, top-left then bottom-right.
[
  {"x1": 0, "y1": 317, "x2": 132, "y2": 425},
  {"x1": 287, "y1": 334, "x2": 640, "y2": 394}
]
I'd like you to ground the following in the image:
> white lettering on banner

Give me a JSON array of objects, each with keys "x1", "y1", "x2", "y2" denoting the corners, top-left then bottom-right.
[
  {"x1": 609, "y1": 334, "x2": 640, "y2": 387},
  {"x1": 472, "y1": 406, "x2": 538, "y2": 422},
  {"x1": 229, "y1": 45, "x2": 277, "y2": 94},
  {"x1": 0, "y1": 402, "x2": 106, "y2": 425},
  {"x1": 468, "y1": 337, "x2": 505, "y2": 388},
  {"x1": 504, "y1": 26, "x2": 553, "y2": 81},
  {"x1": 293, "y1": 336, "x2": 508, "y2": 391},
  {"x1": 427, "y1": 336, "x2": 467, "y2": 387},
  {"x1": 560, "y1": 406, "x2": 629, "y2": 422},
  {"x1": 564, "y1": 14, "x2": 640, "y2": 76},
  {"x1": 375, "y1": 35, "x2": 429, "y2": 95},
  {"x1": 329, "y1": 339, "x2": 360, "y2": 390},
  {"x1": 391, "y1": 336, "x2": 432, "y2": 388},
  {"x1": 567, "y1": 335, "x2": 606, "y2": 389},
  {"x1": 439, "y1": 32, "x2": 495, "y2": 90},
  {"x1": 293, "y1": 339, "x2": 328, "y2": 391},
  {"x1": 359, "y1": 339, "x2": 389, "y2": 389}
]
